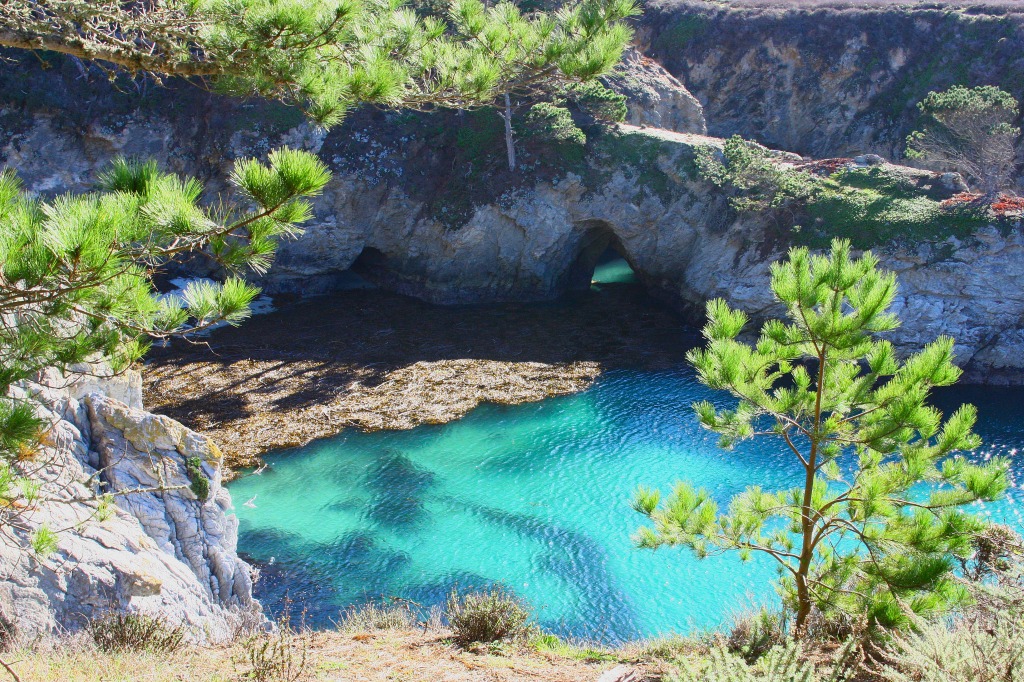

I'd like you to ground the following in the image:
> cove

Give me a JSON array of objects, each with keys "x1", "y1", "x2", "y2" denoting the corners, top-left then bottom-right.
[
  {"x1": 228, "y1": 373, "x2": 1024, "y2": 643},
  {"x1": 227, "y1": 261, "x2": 1024, "y2": 643}
]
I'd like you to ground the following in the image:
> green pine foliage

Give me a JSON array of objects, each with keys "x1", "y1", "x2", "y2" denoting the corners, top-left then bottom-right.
[
  {"x1": 0, "y1": 0, "x2": 640, "y2": 128},
  {"x1": 517, "y1": 102, "x2": 587, "y2": 146},
  {"x1": 634, "y1": 239, "x2": 1009, "y2": 633},
  {"x1": 0, "y1": 149, "x2": 330, "y2": 544}
]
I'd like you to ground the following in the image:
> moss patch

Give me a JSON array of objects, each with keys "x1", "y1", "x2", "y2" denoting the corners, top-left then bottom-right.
[{"x1": 184, "y1": 457, "x2": 210, "y2": 501}]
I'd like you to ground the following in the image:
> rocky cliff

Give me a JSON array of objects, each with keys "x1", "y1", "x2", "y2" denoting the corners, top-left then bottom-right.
[
  {"x1": 639, "y1": 0, "x2": 1024, "y2": 169},
  {"x1": 1, "y1": 48, "x2": 1023, "y2": 384},
  {"x1": 1, "y1": 367, "x2": 260, "y2": 643}
]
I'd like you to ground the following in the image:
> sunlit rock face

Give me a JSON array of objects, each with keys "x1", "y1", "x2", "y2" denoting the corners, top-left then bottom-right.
[{"x1": 0, "y1": 369, "x2": 261, "y2": 643}]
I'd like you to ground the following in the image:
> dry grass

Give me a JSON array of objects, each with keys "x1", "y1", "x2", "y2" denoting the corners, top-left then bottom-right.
[
  {"x1": 144, "y1": 285, "x2": 695, "y2": 471},
  {"x1": 6, "y1": 628, "x2": 651, "y2": 682}
]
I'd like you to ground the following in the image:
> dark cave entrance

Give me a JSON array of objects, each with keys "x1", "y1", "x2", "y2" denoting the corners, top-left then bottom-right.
[
  {"x1": 561, "y1": 220, "x2": 638, "y2": 292},
  {"x1": 344, "y1": 246, "x2": 388, "y2": 289}
]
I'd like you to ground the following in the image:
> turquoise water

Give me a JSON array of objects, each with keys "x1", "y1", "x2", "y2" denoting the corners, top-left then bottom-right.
[
  {"x1": 228, "y1": 370, "x2": 1024, "y2": 642},
  {"x1": 591, "y1": 252, "x2": 637, "y2": 285}
]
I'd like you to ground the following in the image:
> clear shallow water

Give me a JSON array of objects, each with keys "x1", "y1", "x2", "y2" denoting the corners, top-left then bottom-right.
[{"x1": 228, "y1": 369, "x2": 1024, "y2": 642}]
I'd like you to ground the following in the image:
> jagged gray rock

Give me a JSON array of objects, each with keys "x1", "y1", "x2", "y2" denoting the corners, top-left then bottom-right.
[{"x1": 0, "y1": 369, "x2": 261, "y2": 643}]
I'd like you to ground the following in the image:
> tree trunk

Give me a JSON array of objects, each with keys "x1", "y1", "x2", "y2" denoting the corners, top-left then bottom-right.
[
  {"x1": 795, "y1": 349, "x2": 828, "y2": 636},
  {"x1": 502, "y1": 93, "x2": 516, "y2": 172}
]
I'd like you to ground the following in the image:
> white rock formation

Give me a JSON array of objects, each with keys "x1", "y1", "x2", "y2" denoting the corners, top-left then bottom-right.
[{"x1": 0, "y1": 369, "x2": 261, "y2": 643}]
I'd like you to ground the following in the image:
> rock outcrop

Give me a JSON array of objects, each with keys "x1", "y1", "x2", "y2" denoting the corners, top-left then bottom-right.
[
  {"x1": 604, "y1": 47, "x2": 707, "y2": 133},
  {"x1": 0, "y1": 368, "x2": 260, "y2": 643}
]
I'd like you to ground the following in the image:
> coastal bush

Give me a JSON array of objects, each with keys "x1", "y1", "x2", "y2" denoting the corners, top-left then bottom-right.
[
  {"x1": 338, "y1": 601, "x2": 415, "y2": 631},
  {"x1": 696, "y1": 136, "x2": 815, "y2": 213},
  {"x1": 877, "y1": 616, "x2": 1024, "y2": 682},
  {"x1": 89, "y1": 613, "x2": 185, "y2": 654},
  {"x1": 184, "y1": 457, "x2": 210, "y2": 502},
  {"x1": 446, "y1": 586, "x2": 533, "y2": 645},
  {"x1": 235, "y1": 615, "x2": 308, "y2": 682},
  {"x1": 517, "y1": 102, "x2": 588, "y2": 147},
  {"x1": 725, "y1": 608, "x2": 788, "y2": 663},
  {"x1": 695, "y1": 135, "x2": 992, "y2": 248},
  {"x1": 634, "y1": 239, "x2": 1009, "y2": 634},
  {"x1": 906, "y1": 85, "x2": 1020, "y2": 195},
  {"x1": 565, "y1": 81, "x2": 628, "y2": 124},
  {"x1": 669, "y1": 639, "x2": 858, "y2": 682}
]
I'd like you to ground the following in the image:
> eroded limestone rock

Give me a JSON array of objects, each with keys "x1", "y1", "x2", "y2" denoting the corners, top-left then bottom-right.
[{"x1": 0, "y1": 370, "x2": 260, "y2": 643}]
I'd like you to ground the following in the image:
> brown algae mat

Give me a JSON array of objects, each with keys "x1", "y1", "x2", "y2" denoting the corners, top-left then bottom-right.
[{"x1": 143, "y1": 283, "x2": 697, "y2": 471}]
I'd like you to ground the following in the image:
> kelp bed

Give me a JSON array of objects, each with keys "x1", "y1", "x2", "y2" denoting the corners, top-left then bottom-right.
[{"x1": 143, "y1": 284, "x2": 695, "y2": 471}]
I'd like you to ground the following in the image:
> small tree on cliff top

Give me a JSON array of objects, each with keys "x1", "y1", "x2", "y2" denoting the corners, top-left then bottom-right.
[
  {"x1": 633, "y1": 239, "x2": 1009, "y2": 633},
  {"x1": 0, "y1": 149, "x2": 329, "y2": 554},
  {"x1": 906, "y1": 85, "x2": 1020, "y2": 196}
]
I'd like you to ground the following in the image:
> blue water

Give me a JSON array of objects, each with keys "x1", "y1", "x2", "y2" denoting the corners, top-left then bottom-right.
[{"x1": 228, "y1": 369, "x2": 1024, "y2": 642}]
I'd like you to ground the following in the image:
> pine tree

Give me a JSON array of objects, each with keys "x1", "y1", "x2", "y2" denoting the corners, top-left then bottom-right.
[
  {"x1": 0, "y1": 0, "x2": 638, "y2": 129},
  {"x1": 0, "y1": 148, "x2": 330, "y2": 552},
  {"x1": 634, "y1": 239, "x2": 1009, "y2": 633}
]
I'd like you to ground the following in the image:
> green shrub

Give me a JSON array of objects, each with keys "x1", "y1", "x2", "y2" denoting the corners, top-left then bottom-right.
[
  {"x1": 878, "y1": 617, "x2": 1024, "y2": 682},
  {"x1": 517, "y1": 102, "x2": 587, "y2": 146},
  {"x1": 185, "y1": 456, "x2": 210, "y2": 501},
  {"x1": 669, "y1": 640, "x2": 857, "y2": 682},
  {"x1": 906, "y1": 85, "x2": 1020, "y2": 194},
  {"x1": 695, "y1": 136, "x2": 815, "y2": 212},
  {"x1": 726, "y1": 608, "x2": 787, "y2": 664},
  {"x1": 695, "y1": 134, "x2": 993, "y2": 247},
  {"x1": 445, "y1": 585, "x2": 533, "y2": 645},
  {"x1": 89, "y1": 613, "x2": 186, "y2": 654},
  {"x1": 566, "y1": 81, "x2": 627, "y2": 123},
  {"x1": 235, "y1": 612, "x2": 308, "y2": 682}
]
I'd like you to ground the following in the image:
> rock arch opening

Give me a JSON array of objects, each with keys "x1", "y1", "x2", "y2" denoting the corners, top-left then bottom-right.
[{"x1": 561, "y1": 220, "x2": 638, "y2": 292}]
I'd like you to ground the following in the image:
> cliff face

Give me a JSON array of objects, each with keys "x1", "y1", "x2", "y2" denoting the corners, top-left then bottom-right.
[
  {"x1": 1, "y1": 368, "x2": 260, "y2": 643},
  {"x1": 2, "y1": 48, "x2": 1023, "y2": 385},
  {"x1": 640, "y1": 0, "x2": 1024, "y2": 166}
]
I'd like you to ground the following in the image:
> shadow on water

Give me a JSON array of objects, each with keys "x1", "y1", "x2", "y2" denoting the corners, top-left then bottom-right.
[
  {"x1": 453, "y1": 497, "x2": 642, "y2": 641},
  {"x1": 239, "y1": 526, "x2": 414, "y2": 625},
  {"x1": 146, "y1": 251, "x2": 700, "y2": 427},
  {"x1": 362, "y1": 450, "x2": 436, "y2": 532}
]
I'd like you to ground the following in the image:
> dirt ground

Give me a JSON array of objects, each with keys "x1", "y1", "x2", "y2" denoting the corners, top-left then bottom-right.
[
  {"x1": 143, "y1": 283, "x2": 697, "y2": 471},
  {"x1": 12, "y1": 627, "x2": 672, "y2": 682}
]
